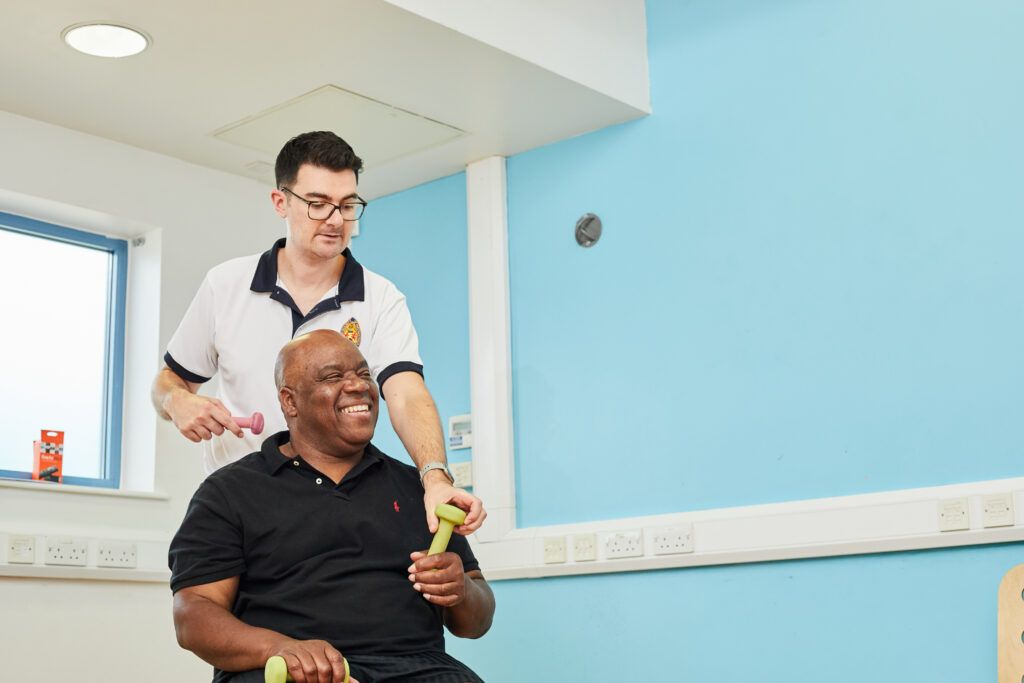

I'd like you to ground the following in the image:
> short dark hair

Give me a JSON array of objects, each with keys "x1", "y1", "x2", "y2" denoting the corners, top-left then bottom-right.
[{"x1": 275, "y1": 131, "x2": 364, "y2": 188}]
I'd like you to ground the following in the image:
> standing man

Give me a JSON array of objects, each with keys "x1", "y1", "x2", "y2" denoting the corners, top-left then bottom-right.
[{"x1": 152, "y1": 131, "x2": 483, "y2": 535}]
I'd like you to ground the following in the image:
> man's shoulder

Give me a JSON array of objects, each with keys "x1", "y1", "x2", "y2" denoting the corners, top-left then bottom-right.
[
  {"x1": 203, "y1": 450, "x2": 267, "y2": 488},
  {"x1": 206, "y1": 252, "x2": 263, "y2": 283},
  {"x1": 360, "y1": 264, "x2": 403, "y2": 298}
]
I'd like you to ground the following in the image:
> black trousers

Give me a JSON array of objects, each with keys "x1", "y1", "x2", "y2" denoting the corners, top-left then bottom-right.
[{"x1": 224, "y1": 650, "x2": 483, "y2": 683}]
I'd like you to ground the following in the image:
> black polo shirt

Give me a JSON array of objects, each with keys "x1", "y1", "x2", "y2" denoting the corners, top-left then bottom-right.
[{"x1": 169, "y1": 432, "x2": 479, "y2": 671}]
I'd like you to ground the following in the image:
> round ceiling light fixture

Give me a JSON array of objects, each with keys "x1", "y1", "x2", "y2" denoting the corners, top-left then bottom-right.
[{"x1": 62, "y1": 23, "x2": 150, "y2": 58}]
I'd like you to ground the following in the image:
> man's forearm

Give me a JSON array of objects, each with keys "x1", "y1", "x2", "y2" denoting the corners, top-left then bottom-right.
[
  {"x1": 152, "y1": 367, "x2": 194, "y2": 420},
  {"x1": 385, "y1": 376, "x2": 448, "y2": 472},
  {"x1": 385, "y1": 372, "x2": 486, "y2": 532},
  {"x1": 174, "y1": 594, "x2": 286, "y2": 671},
  {"x1": 443, "y1": 574, "x2": 495, "y2": 639}
]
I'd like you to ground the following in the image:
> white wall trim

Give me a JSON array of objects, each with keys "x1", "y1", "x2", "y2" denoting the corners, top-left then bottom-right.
[
  {"x1": 121, "y1": 228, "x2": 162, "y2": 492},
  {"x1": 0, "y1": 564, "x2": 170, "y2": 583},
  {"x1": 464, "y1": 159, "x2": 1024, "y2": 581},
  {"x1": 466, "y1": 157, "x2": 517, "y2": 542},
  {"x1": 469, "y1": 477, "x2": 1024, "y2": 580}
]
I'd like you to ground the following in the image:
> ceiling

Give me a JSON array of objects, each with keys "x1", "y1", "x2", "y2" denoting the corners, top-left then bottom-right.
[{"x1": 1, "y1": 0, "x2": 648, "y2": 199}]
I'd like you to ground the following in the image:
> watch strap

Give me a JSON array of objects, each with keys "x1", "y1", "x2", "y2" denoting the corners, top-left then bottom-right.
[{"x1": 418, "y1": 462, "x2": 454, "y2": 485}]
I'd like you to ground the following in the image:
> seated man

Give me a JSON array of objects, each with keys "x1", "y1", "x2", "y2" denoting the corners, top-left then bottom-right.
[{"x1": 169, "y1": 329, "x2": 495, "y2": 683}]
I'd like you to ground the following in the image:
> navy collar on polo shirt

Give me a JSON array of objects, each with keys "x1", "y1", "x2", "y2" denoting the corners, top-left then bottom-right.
[
  {"x1": 250, "y1": 238, "x2": 366, "y2": 334},
  {"x1": 258, "y1": 430, "x2": 383, "y2": 485},
  {"x1": 250, "y1": 238, "x2": 366, "y2": 302}
]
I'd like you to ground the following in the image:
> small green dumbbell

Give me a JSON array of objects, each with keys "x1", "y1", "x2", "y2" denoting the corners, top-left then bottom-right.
[
  {"x1": 264, "y1": 654, "x2": 349, "y2": 683},
  {"x1": 428, "y1": 503, "x2": 467, "y2": 555}
]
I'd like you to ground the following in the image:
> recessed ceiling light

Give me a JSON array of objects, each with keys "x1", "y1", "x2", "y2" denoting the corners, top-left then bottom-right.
[{"x1": 62, "y1": 23, "x2": 150, "y2": 58}]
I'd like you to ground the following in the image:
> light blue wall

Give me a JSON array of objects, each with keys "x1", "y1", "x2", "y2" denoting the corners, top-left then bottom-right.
[
  {"x1": 510, "y1": 0, "x2": 1024, "y2": 527},
  {"x1": 367, "y1": 0, "x2": 1024, "y2": 680},
  {"x1": 454, "y1": 543, "x2": 1018, "y2": 681}
]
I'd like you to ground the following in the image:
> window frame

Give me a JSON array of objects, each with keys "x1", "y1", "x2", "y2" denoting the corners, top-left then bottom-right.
[{"x1": 0, "y1": 210, "x2": 128, "y2": 488}]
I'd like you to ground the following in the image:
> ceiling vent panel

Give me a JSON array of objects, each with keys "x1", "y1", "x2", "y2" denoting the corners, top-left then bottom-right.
[{"x1": 213, "y1": 85, "x2": 464, "y2": 170}]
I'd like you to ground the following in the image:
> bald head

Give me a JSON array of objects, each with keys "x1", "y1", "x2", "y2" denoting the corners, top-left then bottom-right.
[
  {"x1": 275, "y1": 329, "x2": 353, "y2": 389},
  {"x1": 275, "y1": 329, "x2": 379, "y2": 456}
]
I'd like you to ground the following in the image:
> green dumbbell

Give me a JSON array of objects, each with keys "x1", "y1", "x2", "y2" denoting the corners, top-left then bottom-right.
[
  {"x1": 428, "y1": 503, "x2": 467, "y2": 555},
  {"x1": 264, "y1": 654, "x2": 349, "y2": 683}
]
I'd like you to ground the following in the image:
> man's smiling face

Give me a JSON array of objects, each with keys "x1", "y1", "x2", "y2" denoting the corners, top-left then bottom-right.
[{"x1": 280, "y1": 330, "x2": 379, "y2": 456}]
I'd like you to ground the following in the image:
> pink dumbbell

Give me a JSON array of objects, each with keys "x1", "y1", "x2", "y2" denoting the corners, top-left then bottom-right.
[{"x1": 232, "y1": 412, "x2": 265, "y2": 435}]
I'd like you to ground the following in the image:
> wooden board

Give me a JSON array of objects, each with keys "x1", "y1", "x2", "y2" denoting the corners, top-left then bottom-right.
[{"x1": 997, "y1": 563, "x2": 1024, "y2": 683}]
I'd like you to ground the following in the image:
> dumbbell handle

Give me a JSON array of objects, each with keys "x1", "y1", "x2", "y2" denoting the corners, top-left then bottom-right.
[
  {"x1": 428, "y1": 503, "x2": 468, "y2": 555},
  {"x1": 232, "y1": 411, "x2": 265, "y2": 435},
  {"x1": 264, "y1": 654, "x2": 349, "y2": 683}
]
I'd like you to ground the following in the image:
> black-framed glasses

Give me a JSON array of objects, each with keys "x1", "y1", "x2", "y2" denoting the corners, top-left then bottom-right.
[{"x1": 281, "y1": 187, "x2": 367, "y2": 222}]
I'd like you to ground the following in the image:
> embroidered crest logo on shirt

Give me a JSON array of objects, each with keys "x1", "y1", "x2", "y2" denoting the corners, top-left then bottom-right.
[{"x1": 341, "y1": 317, "x2": 361, "y2": 347}]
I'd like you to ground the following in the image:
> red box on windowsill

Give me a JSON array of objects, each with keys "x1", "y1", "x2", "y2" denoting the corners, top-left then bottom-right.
[{"x1": 33, "y1": 429, "x2": 64, "y2": 483}]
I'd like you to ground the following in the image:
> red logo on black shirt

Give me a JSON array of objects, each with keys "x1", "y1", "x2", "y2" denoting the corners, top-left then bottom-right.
[{"x1": 393, "y1": 500, "x2": 400, "y2": 512}]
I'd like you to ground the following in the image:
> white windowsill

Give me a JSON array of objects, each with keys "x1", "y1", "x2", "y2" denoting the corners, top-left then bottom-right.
[{"x1": 0, "y1": 478, "x2": 169, "y2": 501}]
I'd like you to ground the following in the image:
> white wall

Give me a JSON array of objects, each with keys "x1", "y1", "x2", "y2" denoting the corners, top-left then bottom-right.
[
  {"x1": 0, "y1": 111, "x2": 282, "y2": 682},
  {"x1": 384, "y1": 0, "x2": 650, "y2": 112}
]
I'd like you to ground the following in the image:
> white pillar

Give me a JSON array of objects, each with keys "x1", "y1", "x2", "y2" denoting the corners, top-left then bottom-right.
[{"x1": 466, "y1": 156, "x2": 516, "y2": 542}]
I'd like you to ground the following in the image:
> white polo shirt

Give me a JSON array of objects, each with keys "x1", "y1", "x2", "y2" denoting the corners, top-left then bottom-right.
[{"x1": 164, "y1": 239, "x2": 423, "y2": 473}]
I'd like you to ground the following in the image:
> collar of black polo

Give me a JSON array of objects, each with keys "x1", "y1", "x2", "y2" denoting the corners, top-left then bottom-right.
[
  {"x1": 258, "y1": 430, "x2": 384, "y2": 480},
  {"x1": 250, "y1": 238, "x2": 365, "y2": 303}
]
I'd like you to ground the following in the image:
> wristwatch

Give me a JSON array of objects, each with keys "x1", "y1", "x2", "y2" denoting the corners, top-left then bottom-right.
[{"x1": 418, "y1": 462, "x2": 454, "y2": 485}]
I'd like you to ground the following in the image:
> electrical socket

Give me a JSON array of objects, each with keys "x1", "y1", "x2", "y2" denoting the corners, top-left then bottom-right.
[
  {"x1": 449, "y1": 462, "x2": 473, "y2": 488},
  {"x1": 605, "y1": 531, "x2": 643, "y2": 559},
  {"x1": 938, "y1": 497, "x2": 970, "y2": 532},
  {"x1": 7, "y1": 534, "x2": 36, "y2": 564},
  {"x1": 97, "y1": 540, "x2": 137, "y2": 568},
  {"x1": 45, "y1": 536, "x2": 89, "y2": 566},
  {"x1": 652, "y1": 525, "x2": 694, "y2": 555},
  {"x1": 982, "y1": 493, "x2": 1015, "y2": 528},
  {"x1": 572, "y1": 533, "x2": 598, "y2": 562},
  {"x1": 542, "y1": 536, "x2": 567, "y2": 564}
]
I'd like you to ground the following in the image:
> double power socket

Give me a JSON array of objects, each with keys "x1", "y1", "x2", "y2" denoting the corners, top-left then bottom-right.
[
  {"x1": 938, "y1": 493, "x2": 1016, "y2": 532},
  {"x1": 5, "y1": 535, "x2": 137, "y2": 568},
  {"x1": 543, "y1": 525, "x2": 695, "y2": 564}
]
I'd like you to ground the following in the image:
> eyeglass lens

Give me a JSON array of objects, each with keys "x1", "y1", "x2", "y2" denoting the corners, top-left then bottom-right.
[{"x1": 307, "y1": 201, "x2": 364, "y2": 221}]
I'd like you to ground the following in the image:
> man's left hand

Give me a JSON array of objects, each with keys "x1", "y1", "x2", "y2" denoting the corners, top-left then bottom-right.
[
  {"x1": 408, "y1": 551, "x2": 466, "y2": 607},
  {"x1": 422, "y1": 473, "x2": 486, "y2": 534}
]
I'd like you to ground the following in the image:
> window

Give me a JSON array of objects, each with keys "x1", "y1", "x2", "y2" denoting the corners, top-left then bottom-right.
[{"x1": 0, "y1": 211, "x2": 127, "y2": 487}]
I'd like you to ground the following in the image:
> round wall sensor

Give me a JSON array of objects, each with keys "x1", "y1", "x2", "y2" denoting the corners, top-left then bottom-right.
[{"x1": 575, "y1": 213, "x2": 602, "y2": 248}]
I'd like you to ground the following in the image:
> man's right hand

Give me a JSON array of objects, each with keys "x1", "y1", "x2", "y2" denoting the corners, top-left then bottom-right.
[
  {"x1": 268, "y1": 638, "x2": 356, "y2": 683},
  {"x1": 165, "y1": 391, "x2": 243, "y2": 442}
]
